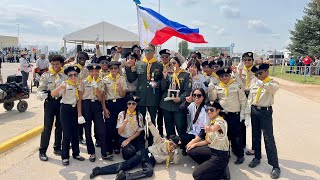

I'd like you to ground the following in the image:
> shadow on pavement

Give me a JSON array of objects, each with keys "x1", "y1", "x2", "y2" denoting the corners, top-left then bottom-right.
[{"x1": 0, "y1": 110, "x2": 36, "y2": 125}]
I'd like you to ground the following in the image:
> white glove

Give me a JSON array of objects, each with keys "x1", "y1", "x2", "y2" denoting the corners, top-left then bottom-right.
[
  {"x1": 208, "y1": 83, "x2": 215, "y2": 92},
  {"x1": 244, "y1": 114, "x2": 251, "y2": 127},
  {"x1": 170, "y1": 50, "x2": 177, "y2": 57},
  {"x1": 237, "y1": 61, "x2": 244, "y2": 70},
  {"x1": 37, "y1": 92, "x2": 48, "y2": 101},
  {"x1": 256, "y1": 80, "x2": 264, "y2": 87},
  {"x1": 240, "y1": 113, "x2": 245, "y2": 121},
  {"x1": 55, "y1": 79, "x2": 63, "y2": 86},
  {"x1": 78, "y1": 116, "x2": 86, "y2": 124},
  {"x1": 91, "y1": 80, "x2": 98, "y2": 88}
]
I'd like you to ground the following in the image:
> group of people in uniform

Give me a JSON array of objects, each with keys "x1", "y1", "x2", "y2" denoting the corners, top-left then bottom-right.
[{"x1": 36, "y1": 43, "x2": 281, "y2": 180}]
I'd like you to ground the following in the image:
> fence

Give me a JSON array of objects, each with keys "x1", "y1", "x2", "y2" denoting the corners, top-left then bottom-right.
[{"x1": 273, "y1": 64, "x2": 320, "y2": 81}]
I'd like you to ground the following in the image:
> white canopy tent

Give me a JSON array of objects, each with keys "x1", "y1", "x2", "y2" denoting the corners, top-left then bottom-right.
[{"x1": 63, "y1": 21, "x2": 139, "y2": 56}]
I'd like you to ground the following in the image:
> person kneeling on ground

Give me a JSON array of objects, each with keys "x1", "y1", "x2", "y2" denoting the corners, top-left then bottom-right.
[{"x1": 89, "y1": 115, "x2": 181, "y2": 179}]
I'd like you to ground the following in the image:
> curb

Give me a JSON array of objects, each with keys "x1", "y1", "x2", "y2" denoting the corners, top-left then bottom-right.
[{"x1": 0, "y1": 125, "x2": 43, "y2": 154}]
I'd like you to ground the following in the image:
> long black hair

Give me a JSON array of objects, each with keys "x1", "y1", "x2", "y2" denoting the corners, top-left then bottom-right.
[
  {"x1": 123, "y1": 106, "x2": 142, "y2": 128},
  {"x1": 192, "y1": 88, "x2": 206, "y2": 124}
]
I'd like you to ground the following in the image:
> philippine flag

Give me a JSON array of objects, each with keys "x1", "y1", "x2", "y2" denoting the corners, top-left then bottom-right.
[{"x1": 137, "y1": 5, "x2": 207, "y2": 48}]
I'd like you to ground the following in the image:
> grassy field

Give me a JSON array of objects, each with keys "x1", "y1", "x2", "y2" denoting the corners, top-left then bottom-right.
[{"x1": 270, "y1": 66, "x2": 320, "y2": 85}]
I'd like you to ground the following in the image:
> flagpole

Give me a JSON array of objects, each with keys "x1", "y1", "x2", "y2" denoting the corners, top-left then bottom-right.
[{"x1": 136, "y1": 4, "x2": 142, "y2": 49}]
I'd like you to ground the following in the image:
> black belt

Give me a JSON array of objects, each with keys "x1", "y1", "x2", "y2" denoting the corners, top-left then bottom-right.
[
  {"x1": 211, "y1": 148, "x2": 229, "y2": 157},
  {"x1": 46, "y1": 96, "x2": 61, "y2": 102},
  {"x1": 252, "y1": 105, "x2": 272, "y2": 110},
  {"x1": 223, "y1": 111, "x2": 239, "y2": 115},
  {"x1": 83, "y1": 99, "x2": 99, "y2": 103}
]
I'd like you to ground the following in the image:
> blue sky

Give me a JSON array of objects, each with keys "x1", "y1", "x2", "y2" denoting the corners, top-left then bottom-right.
[{"x1": 0, "y1": 0, "x2": 310, "y2": 52}]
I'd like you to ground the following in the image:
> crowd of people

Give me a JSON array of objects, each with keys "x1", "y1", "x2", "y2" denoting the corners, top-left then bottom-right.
[{"x1": 35, "y1": 43, "x2": 281, "y2": 180}]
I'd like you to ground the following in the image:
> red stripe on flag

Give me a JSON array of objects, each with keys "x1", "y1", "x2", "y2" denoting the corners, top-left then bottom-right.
[{"x1": 151, "y1": 27, "x2": 207, "y2": 45}]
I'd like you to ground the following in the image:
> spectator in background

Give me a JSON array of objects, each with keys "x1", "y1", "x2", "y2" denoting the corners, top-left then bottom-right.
[
  {"x1": 0, "y1": 53, "x2": 2, "y2": 83},
  {"x1": 289, "y1": 56, "x2": 295, "y2": 73},
  {"x1": 19, "y1": 51, "x2": 32, "y2": 87},
  {"x1": 217, "y1": 53, "x2": 224, "y2": 67},
  {"x1": 225, "y1": 55, "x2": 233, "y2": 67},
  {"x1": 314, "y1": 56, "x2": 320, "y2": 75},
  {"x1": 303, "y1": 56, "x2": 312, "y2": 75},
  {"x1": 257, "y1": 57, "x2": 264, "y2": 65}
]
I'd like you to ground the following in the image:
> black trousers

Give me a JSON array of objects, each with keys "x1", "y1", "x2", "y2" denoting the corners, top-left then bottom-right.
[
  {"x1": 105, "y1": 99, "x2": 125, "y2": 153},
  {"x1": 39, "y1": 99, "x2": 62, "y2": 153},
  {"x1": 162, "y1": 110, "x2": 187, "y2": 137},
  {"x1": 193, "y1": 149, "x2": 229, "y2": 180},
  {"x1": 180, "y1": 133, "x2": 195, "y2": 151},
  {"x1": 251, "y1": 106, "x2": 279, "y2": 167},
  {"x1": 138, "y1": 106, "x2": 158, "y2": 146},
  {"x1": 224, "y1": 112, "x2": 244, "y2": 158},
  {"x1": 187, "y1": 146, "x2": 212, "y2": 165},
  {"x1": 82, "y1": 100, "x2": 107, "y2": 156},
  {"x1": 98, "y1": 148, "x2": 155, "y2": 179},
  {"x1": 119, "y1": 131, "x2": 146, "y2": 160},
  {"x1": 60, "y1": 104, "x2": 80, "y2": 159},
  {"x1": 156, "y1": 108, "x2": 164, "y2": 137}
]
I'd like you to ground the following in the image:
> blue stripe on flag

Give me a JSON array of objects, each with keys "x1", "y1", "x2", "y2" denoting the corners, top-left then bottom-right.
[
  {"x1": 133, "y1": 0, "x2": 141, "y2": 4},
  {"x1": 138, "y1": 5, "x2": 199, "y2": 34}
]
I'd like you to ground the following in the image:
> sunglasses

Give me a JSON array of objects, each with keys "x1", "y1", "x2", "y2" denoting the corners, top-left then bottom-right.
[
  {"x1": 144, "y1": 49, "x2": 153, "y2": 53},
  {"x1": 161, "y1": 55, "x2": 169, "y2": 59},
  {"x1": 206, "y1": 107, "x2": 216, "y2": 113},
  {"x1": 78, "y1": 57, "x2": 86, "y2": 60},
  {"x1": 68, "y1": 73, "x2": 78, "y2": 77},
  {"x1": 219, "y1": 74, "x2": 230, "y2": 78},
  {"x1": 127, "y1": 102, "x2": 137, "y2": 106},
  {"x1": 192, "y1": 93, "x2": 203, "y2": 98},
  {"x1": 100, "y1": 61, "x2": 108, "y2": 64},
  {"x1": 110, "y1": 67, "x2": 119, "y2": 70},
  {"x1": 127, "y1": 57, "x2": 136, "y2": 60},
  {"x1": 243, "y1": 58, "x2": 253, "y2": 62},
  {"x1": 255, "y1": 71, "x2": 265, "y2": 77}
]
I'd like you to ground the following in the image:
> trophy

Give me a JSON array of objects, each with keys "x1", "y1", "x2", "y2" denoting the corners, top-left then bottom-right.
[{"x1": 164, "y1": 67, "x2": 180, "y2": 101}]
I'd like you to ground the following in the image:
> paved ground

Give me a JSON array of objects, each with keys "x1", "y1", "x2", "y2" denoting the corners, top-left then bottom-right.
[{"x1": 0, "y1": 63, "x2": 319, "y2": 179}]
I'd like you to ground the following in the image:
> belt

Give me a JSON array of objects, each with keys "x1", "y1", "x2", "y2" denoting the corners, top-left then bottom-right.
[
  {"x1": 61, "y1": 103, "x2": 76, "y2": 108},
  {"x1": 252, "y1": 105, "x2": 272, "y2": 110},
  {"x1": 83, "y1": 99, "x2": 99, "y2": 103},
  {"x1": 211, "y1": 148, "x2": 229, "y2": 157},
  {"x1": 223, "y1": 111, "x2": 239, "y2": 115}
]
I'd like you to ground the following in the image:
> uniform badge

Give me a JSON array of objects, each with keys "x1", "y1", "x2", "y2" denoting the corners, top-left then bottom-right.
[
  {"x1": 248, "y1": 53, "x2": 252, "y2": 56},
  {"x1": 224, "y1": 68, "x2": 228, "y2": 72},
  {"x1": 255, "y1": 65, "x2": 260, "y2": 69},
  {"x1": 93, "y1": 65, "x2": 96, "y2": 69},
  {"x1": 74, "y1": 66, "x2": 77, "y2": 70}
]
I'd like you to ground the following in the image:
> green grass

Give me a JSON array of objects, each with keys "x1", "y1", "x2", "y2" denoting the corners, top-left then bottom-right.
[{"x1": 270, "y1": 66, "x2": 320, "y2": 85}]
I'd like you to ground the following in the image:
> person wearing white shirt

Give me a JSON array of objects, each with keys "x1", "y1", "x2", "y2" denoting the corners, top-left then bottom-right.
[{"x1": 19, "y1": 51, "x2": 32, "y2": 87}]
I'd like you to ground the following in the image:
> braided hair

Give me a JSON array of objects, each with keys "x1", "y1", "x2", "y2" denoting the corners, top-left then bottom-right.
[
  {"x1": 192, "y1": 88, "x2": 206, "y2": 124},
  {"x1": 123, "y1": 106, "x2": 142, "y2": 128}
]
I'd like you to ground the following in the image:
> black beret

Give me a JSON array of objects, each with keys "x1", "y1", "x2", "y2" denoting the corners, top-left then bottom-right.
[
  {"x1": 159, "y1": 49, "x2": 170, "y2": 56},
  {"x1": 251, "y1": 63, "x2": 269, "y2": 73},
  {"x1": 125, "y1": 95, "x2": 140, "y2": 104},
  {"x1": 125, "y1": 52, "x2": 138, "y2": 60},
  {"x1": 64, "y1": 65, "x2": 81, "y2": 75},
  {"x1": 169, "y1": 135, "x2": 182, "y2": 147},
  {"x1": 108, "y1": 61, "x2": 121, "y2": 67},
  {"x1": 87, "y1": 63, "x2": 101, "y2": 70},
  {"x1": 242, "y1": 52, "x2": 254, "y2": 59},
  {"x1": 216, "y1": 67, "x2": 232, "y2": 76},
  {"x1": 98, "y1": 56, "x2": 111, "y2": 62},
  {"x1": 206, "y1": 101, "x2": 224, "y2": 111},
  {"x1": 201, "y1": 61, "x2": 209, "y2": 67}
]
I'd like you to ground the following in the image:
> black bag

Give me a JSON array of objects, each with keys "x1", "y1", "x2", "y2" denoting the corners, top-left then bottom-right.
[{"x1": 7, "y1": 75, "x2": 23, "y2": 84}]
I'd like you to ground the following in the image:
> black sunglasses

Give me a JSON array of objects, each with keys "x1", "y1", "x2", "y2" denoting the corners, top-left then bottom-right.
[
  {"x1": 161, "y1": 55, "x2": 169, "y2": 59},
  {"x1": 192, "y1": 93, "x2": 203, "y2": 98},
  {"x1": 243, "y1": 58, "x2": 253, "y2": 62},
  {"x1": 219, "y1": 74, "x2": 230, "y2": 78},
  {"x1": 206, "y1": 107, "x2": 216, "y2": 113},
  {"x1": 78, "y1": 57, "x2": 86, "y2": 60},
  {"x1": 68, "y1": 73, "x2": 78, "y2": 77},
  {"x1": 127, "y1": 102, "x2": 137, "y2": 106},
  {"x1": 255, "y1": 71, "x2": 265, "y2": 77}
]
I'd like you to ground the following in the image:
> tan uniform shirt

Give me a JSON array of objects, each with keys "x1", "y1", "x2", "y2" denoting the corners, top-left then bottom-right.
[
  {"x1": 103, "y1": 75, "x2": 128, "y2": 100},
  {"x1": 0, "y1": 69, "x2": 3, "y2": 84},
  {"x1": 79, "y1": 78, "x2": 105, "y2": 100},
  {"x1": 246, "y1": 78, "x2": 279, "y2": 114},
  {"x1": 207, "y1": 117, "x2": 229, "y2": 151},
  {"x1": 116, "y1": 111, "x2": 144, "y2": 138},
  {"x1": 79, "y1": 68, "x2": 89, "y2": 82},
  {"x1": 99, "y1": 70, "x2": 109, "y2": 79},
  {"x1": 147, "y1": 123, "x2": 179, "y2": 164},
  {"x1": 37, "y1": 71, "x2": 67, "y2": 98},
  {"x1": 60, "y1": 82, "x2": 79, "y2": 105},
  {"x1": 209, "y1": 80, "x2": 246, "y2": 115}
]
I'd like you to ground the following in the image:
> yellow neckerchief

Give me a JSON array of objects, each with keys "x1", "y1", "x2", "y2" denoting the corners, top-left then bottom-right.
[
  {"x1": 244, "y1": 65, "x2": 254, "y2": 88},
  {"x1": 162, "y1": 62, "x2": 169, "y2": 69},
  {"x1": 219, "y1": 79, "x2": 235, "y2": 97},
  {"x1": 75, "y1": 63, "x2": 83, "y2": 71},
  {"x1": 99, "y1": 69, "x2": 109, "y2": 78},
  {"x1": 165, "y1": 140, "x2": 172, "y2": 169},
  {"x1": 142, "y1": 56, "x2": 157, "y2": 80},
  {"x1": 205, "y1": 116, "x2": 223, "y2": 141},
  {"x1": 203, "y1": 72, "x2": 219, "y2": 79},
  {"x1": 255, "y1": 77, "x2": 271, "y2": 104},
  {"x1": 65, "y1": 80, "x2": 79, "y2": 99},
  {"x1": 171, "y1": 69, "x2": 185, "y2": 89},
  {"x1": 126, "y1": 109, "x2": 137, "y2": 131},
  {"x1": 87, "y1": 75, "x2": 101, "y2": 95},
  {"x1": 107, "y1": 73, "x2": 120, "y2": 95},
  {"x1": 49, "y1": 67, "x2": 64, "y2": 88}
]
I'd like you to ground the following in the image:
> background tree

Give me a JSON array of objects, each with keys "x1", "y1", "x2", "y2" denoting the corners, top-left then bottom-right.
[
  {"x1": 178, "y1": 40, "x2": 190, "y2": 57},
  {"x1": 209, "y1": 47, "x2": 219, "y2": 56},
  {"x1": 289, "y1": 0, "x2": 320, "y2": 56}
]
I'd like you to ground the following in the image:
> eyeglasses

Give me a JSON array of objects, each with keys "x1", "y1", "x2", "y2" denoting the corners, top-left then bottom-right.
[
  {"x1": 100, "y1": 61, "x2": 108, "y2": 64},
  {"x1": 206, "y1": 107, "x2": 216, "y2": 113},
  {"x1": 219, "y1": 74, "x2": 230, "y2": 78},
  {"x1": 161, "y1": 55, "x2": 169, "y2": 59},
  {"x1": 255, "y1": 71, "x2": 265, "y2": 77},
  {"x1": 127, "y1": 102, "x2": 137, "y2": 106},
  {"x1": 68, "y1": 73, "x2": 78, "y2": 77},
  {"x1": 192, "y1": 93, "x2": 203, "y2": 98},
  {"x1": 243, "y1": 58, "x2": 253, "y2": 62},
  {"x1": 144, "y1": 49, "x2": 153, "y2": 53}
]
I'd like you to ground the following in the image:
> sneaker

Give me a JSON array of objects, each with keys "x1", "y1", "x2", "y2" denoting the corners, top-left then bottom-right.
[
  {"x1": 73, "y1": 155, "x2": 85, "y2": 161},
  {"x1": 234, "y1": 156, "x2": 245, "y2": 165},
  {"x1": 248, "y1": 158, "x2": 261, "y2": 168},
  {"x1": 39, "y1": 153, "x2": 48, "y2": 161},
  {"x1": 62, "y1": 159, "x2": 69, "y2": 166},
  {"x1": 270, "y1": 167, "x2": 281, "y2": 179},
  {"x1": 115, "y1": 170, "x2": 126, "y2": 180}
]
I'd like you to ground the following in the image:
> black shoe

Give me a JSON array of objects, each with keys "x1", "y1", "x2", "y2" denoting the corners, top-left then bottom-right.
[
  {"x1": 245, "y1": 149, "x2": 255, "y2": 156},
  {"x1": 90, "y1": 167, "x2": 100, "y2": 179},
  {"x1": 73, "y1": 155, "x2": 85, "y2": 161},
  {"x1": 270, "y1": 167, "x2": 281, "y2": 179},
  {"x1": 102, "y1": 155, "x2": 114, "y2": 161},
  {"x1": 39, "y1": 153, "x2": 48, "y2": 161},
  {"x1": 182, "y1": 149, "x2": 187, "y2": 156},
  {"x1": 248, "y1": 158, "x2": 261, "y2": 168},
  {"x1": 62, "y1": 159, "x2": 69, "y2": 166},
  {"x1": 115, "y1": 170, "x2": 126, "y2": 180},
  {"x1": 114, "y1": 149, "x2": 120, "y2": 154},
  {"x1": 79, "y1": 138, "x2": 86, "y2": 145},
  {"x1": 234, "y1": 156, "x2": 245, "y2": 165},
  {"x1": 95, "y1": 141, "x2": 100, "y2": 148},
  {"x1": 53, "y1": 149, "x2": 62, "y2": 156},
  {"x1": 107, "y1": 151, "x2": 113, "y2": 155},
  {"x1": 89, "y1": 155, "x2": 96, "y2": 162}
]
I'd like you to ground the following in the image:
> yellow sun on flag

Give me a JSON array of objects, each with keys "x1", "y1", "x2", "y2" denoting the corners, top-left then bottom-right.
[{"x1": 143, "y1": 18, "x2": 150, "y2": 30}]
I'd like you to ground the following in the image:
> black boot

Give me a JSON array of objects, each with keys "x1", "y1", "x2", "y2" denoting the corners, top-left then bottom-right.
[{"x1": 90, "y1": 167, "x2": 101, "y2": 179}]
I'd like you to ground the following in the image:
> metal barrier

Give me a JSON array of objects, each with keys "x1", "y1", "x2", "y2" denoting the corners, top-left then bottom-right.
[{"x1": 279, "y1": 64, "x2": 320, "y2": 81}]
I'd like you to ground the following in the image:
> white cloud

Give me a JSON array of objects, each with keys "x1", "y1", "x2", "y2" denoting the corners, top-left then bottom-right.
[
  {"x1": 211, "y1": 25, "x2": 228, "y2": 36},
  {"x1": 192, "y1": 20, "x2": 206, "y2": 27},
  {"x1": 42, "y1": 20, "x2": 62, "y2": 29},
  {"x1": 217, "y1": 28, "x2": 227, "y2": 36},
  {"x1": 220, "y1": 5, "x2": 240, "y2": 18},
  {"x1": 212, "y1": 0, "x2": 236, "y2": 5},
  {"x1": 248, "y1": 20, "x2": 272, "y2": 34},
  {"x1": 176, "y1": 0, "x2": 199, "y2": 6}
]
